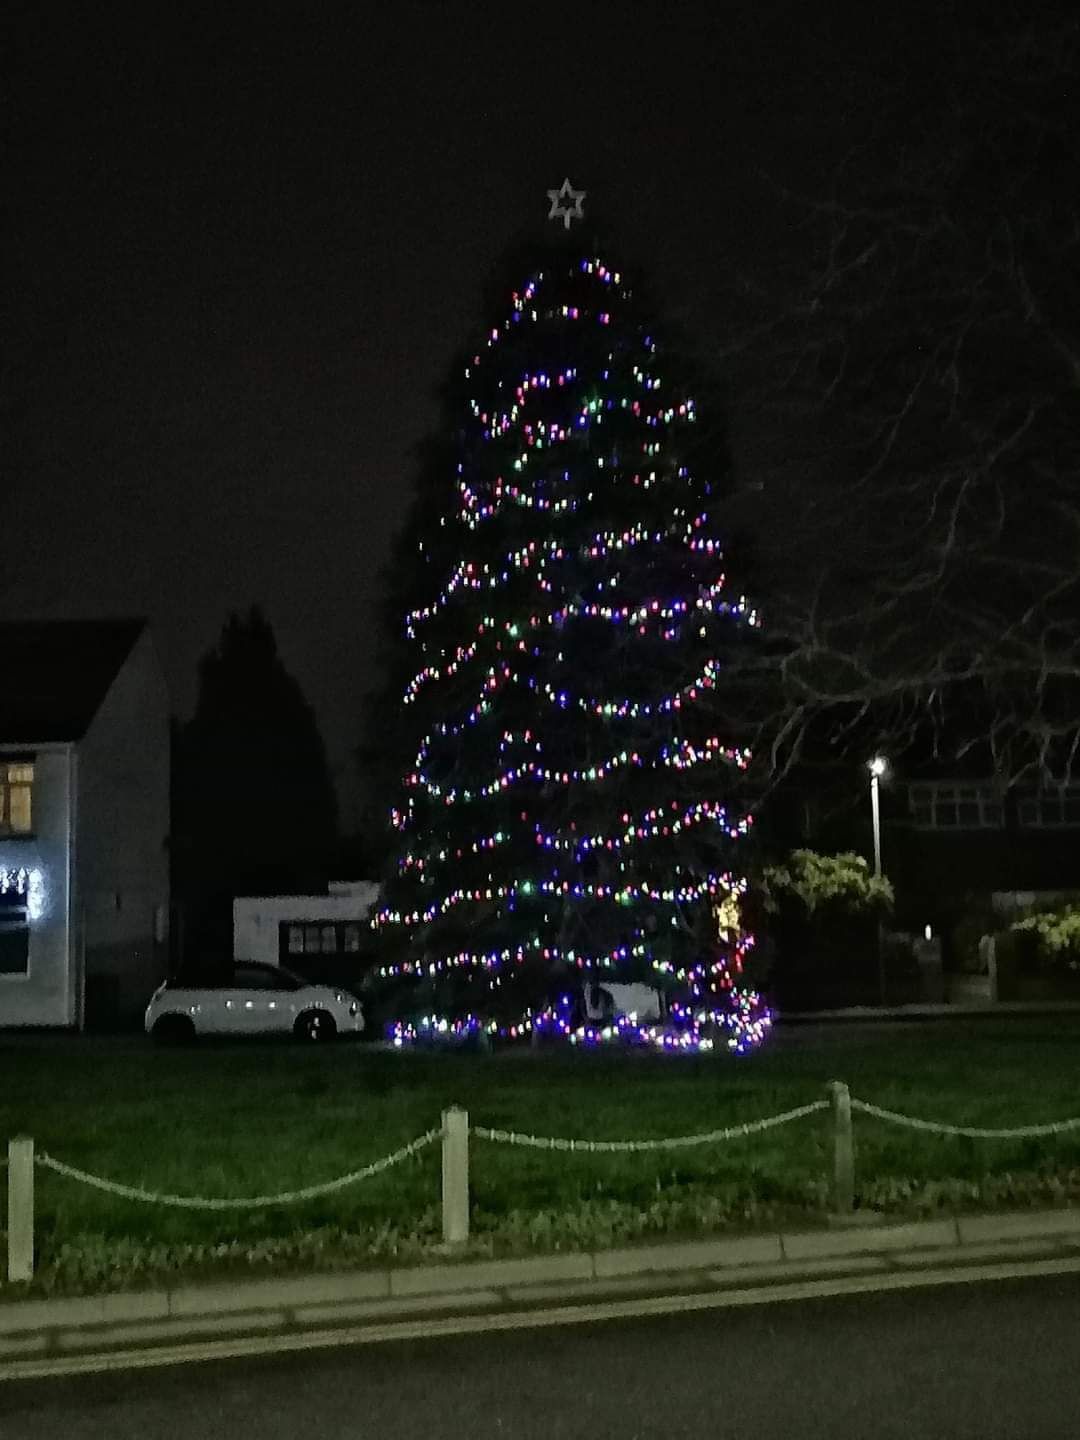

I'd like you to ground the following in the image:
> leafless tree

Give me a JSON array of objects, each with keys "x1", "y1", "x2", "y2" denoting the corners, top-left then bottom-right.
[{"x1": 720, "y1": 12, "x2": 1080, "y2": 788}]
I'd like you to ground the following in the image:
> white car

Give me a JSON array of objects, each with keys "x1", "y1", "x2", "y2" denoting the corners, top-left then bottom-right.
[{"x1": 145, "y1": 962, "x2": 364, "y2": 1043}]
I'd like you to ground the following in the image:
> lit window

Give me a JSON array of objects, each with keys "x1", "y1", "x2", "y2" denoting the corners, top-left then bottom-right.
[
  {"x1": 320, "y1": 925, "x2": 338, "y2": 953},
  {"x1": 287, "y1": 925, "x2": 304, "y2": 954},
  {"x1": 0, "y1": 762, "x2": 33, "y2": 836}
]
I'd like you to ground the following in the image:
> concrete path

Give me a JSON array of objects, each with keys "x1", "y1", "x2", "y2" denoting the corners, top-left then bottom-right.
[
  {"x1": 2, "y1": 1270, "x2": 1080, "y2": 1438},
  {"x1": 2, "y1": 1206, "x2": 1080, "y2": 1382}
]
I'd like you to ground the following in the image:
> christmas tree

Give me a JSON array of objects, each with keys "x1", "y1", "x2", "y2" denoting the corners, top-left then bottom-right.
[{"x1": 370, "y1": 184, "x2": 769, "y2": 1052}]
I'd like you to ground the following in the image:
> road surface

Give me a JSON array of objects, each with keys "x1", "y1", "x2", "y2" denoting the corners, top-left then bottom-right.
[{"x1": 2, "y1": 1273, "x2": 1079, "y2": 1438}]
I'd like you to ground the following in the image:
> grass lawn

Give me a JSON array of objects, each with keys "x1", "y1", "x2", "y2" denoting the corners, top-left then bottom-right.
[{"x1": 3, "y1": 1017, "x2": 1080, "y2": 1294}]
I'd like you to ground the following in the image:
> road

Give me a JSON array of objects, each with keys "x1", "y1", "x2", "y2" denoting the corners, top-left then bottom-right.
[{"x1": 3, "y1": 1274, "x2": 1080, "y2": 1438}]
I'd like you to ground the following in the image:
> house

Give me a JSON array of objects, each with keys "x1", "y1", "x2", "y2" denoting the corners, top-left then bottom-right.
[
  {"x1": 0, "y1": 620, "x2": 170, "y2": 1029},
  {"x1": 233, "y1": 880, "x2": 381, "y2": 986},
  {"x1": 887, "y1": 772, "x2": 1080, "y2": 931},
  {"x1": 761, "y1": 733, "x2": 1080, "y2": 1006}
]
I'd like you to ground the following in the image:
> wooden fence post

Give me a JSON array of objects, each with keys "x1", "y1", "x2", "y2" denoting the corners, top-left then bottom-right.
[
  {"x1": 827, "y1": 1082, "x2": 854, "y2": 1215},
  {"x1": 441, "y1": 1107, "x2": 469, "y2": 1244},
  {"x1": 7, "y1": 1136, "x2": 34, "y2": 1283}
]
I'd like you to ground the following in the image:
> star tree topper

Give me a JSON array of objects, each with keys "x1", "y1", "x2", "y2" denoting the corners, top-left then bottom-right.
[{"x1": 546, "y1": 177, "x2": 586, "y2": 230}]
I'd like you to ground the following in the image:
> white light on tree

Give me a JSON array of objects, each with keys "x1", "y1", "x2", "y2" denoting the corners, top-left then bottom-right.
[
  {"x1": 1, "y1": 867, "x2": 46, "y2": 920},
  {"x1": 27, "y1": 868, "x2": 46, "y2": 921}
]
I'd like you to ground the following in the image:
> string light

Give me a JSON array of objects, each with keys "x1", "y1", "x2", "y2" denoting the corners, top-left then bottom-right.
[
  {"x1": 373, "y1": 870, "x2": 738, "y2": 931},
  {"x1": 399, "y1": 733, "x2": 747, "y2": 825},
  {"x1": 389, "y1": 991, "x2": 771, "y2": 1055},
  {"x1": 0, "y1": 866, "x2": 45, "y2": 921},
  {"x1": 374, "y1": 247, "x2": 769, "y2": 1052}
]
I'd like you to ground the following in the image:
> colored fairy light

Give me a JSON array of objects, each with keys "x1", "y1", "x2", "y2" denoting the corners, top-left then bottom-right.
[
  {"x1": 374, "y1": 247, "x2": 766, "y2": 1053},
  {"x1": 388, "y1": 990, "x2": 771, "y2": 1055}
]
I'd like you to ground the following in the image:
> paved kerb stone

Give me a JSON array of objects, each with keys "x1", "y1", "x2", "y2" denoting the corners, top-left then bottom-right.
[
  {"x1": 707, "y1": 1254, "x2": 889, "y2": 1287},
  {"x1": 782, "y1": 1218, "x2": 958, "y2": 1261},
  {"x1": 390, "y1": 1252, "x2": 593, "y2": 1298},
  {"x1": 0, "y1": 1289, "x2": 169, "y2": 1337},
  {"x1": 889, "y1": 1238, "x2": 1065, "y2": 1269},
  {"x1": 299, "y1": 1290, "x2": 503, "y2": 1326},
  {"x1": 0, "y1": 1333, "x2": 50, "y2": 1359},
  {"x1": 957, "y1": 1209, "x2": 1080, "y2": 1247},
  {"x1": 594, "y1": 1234, "x2": 782, "y2": 1279},
  {"x1": 55, "y1": 1310, "x2": 284, "y2": 1351},
  {"x1": 168, "y1": 1268, "x2": 390, "y2": 1318}
]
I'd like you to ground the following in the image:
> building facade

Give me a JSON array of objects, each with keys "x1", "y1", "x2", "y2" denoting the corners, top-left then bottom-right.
[
  {"x1": 0, "y1": 620, "x2": 170, "y2": 1029},
  {"x1": 233, "y1": 880, "x2": 380, "y2": 986}
]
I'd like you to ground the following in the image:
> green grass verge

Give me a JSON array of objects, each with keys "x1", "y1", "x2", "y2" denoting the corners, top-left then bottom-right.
[{"x1": 3, "y1": 1018, "x2": 1080, "y2": 1296}]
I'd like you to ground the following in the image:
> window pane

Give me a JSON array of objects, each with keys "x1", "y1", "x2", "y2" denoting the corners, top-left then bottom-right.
[
  {"x1": 0, "y1": 925, "x2": 29, "y2": 976},
  {"x1": 305, "y1": 925, "x2": 321, "y2": 953},
  {"x1": 957, "y1": 803, "x2": 980, "y2": 825},
  {"x1": 287, "y1": 925, "x2": 304, "y2": 953},
  {"x1": 344, "y1": 925, "x2": 361, "y2": 952},
  {"x1": 983, "y1": 803, "x2": 1003, "y2": 826},
  {"x1": 320, "y1": 926, "x2": 338, "y2": 953},
  {"x1": 1, "y1": 764, "x2": 33, "y2": 835}
]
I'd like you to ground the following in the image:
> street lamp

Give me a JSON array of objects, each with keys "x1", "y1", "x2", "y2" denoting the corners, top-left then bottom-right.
[
  {"x1": 868, "y1": 756, "x2": 889, "y2": 1006},
  {"x1": 868, "y1": 756, "x2": 887, "y2": 878}
]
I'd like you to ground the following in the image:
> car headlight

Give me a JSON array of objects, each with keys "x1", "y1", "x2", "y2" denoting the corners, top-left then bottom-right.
[{"x1": 349, "y1": 1002, "x2": 359, "y2": 1018}]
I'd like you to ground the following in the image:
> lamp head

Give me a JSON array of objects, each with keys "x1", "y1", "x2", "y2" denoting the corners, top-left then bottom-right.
[{"x1": 868, "y1": 756, "x2": 888, "y2": 778}]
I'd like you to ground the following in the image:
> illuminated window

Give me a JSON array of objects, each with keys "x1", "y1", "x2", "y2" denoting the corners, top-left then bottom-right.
[
  {"x1": 0, "y1": 762, "x2": 34, "y2": 836},
  {"x1": 283, "y1": 923, "x2": 344, "y2": 955}
]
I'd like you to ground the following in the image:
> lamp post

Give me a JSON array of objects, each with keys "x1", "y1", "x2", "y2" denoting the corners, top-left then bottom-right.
[
  {"x1": 868, "y1": 755, "x2": 887, "y2": 878},
  {"x1": 868, "y1": 756, "x2": 888, "y2": 1006}
]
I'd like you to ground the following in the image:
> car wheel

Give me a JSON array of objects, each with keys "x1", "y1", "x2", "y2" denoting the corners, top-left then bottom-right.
[
  {"x1": 152, "y1": 1014, "x2": 196, "y2": 1045},
  {"x1": 295, "y1": 1010, "x2": 337, "y2": 1043}
]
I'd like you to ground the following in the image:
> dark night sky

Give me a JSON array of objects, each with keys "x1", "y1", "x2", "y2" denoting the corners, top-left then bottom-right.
[{"x1": 7, "y1": 2, "x2": 936, "y2": 826}]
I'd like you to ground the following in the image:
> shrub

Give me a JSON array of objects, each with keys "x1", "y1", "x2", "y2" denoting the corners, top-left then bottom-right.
[
  {"x1": 1009, "y1": 906, "x2": 1080, "y2": 970},
  {"x1": 760, "y1": 850, "x2": 894, "y2": 917}
]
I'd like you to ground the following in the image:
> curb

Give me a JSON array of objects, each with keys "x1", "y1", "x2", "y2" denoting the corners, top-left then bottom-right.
[
  {"x1": 2, "y1": 1205, "x2": 1079, "y2": 1365},
  {"x1": 776, "y1": 1002, "x2": 1080, "y2": 1023}
]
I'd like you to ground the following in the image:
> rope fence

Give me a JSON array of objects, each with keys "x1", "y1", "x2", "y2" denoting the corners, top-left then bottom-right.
[
  {"x1": 33, "y1": 1129, "x2": 441, "y2": 1210},
  {"x1": 472, "y1": 1099, "x2": 829, "y2": 1152},
  {"x1": 849, "y1": 1099, "x2": 1080, "y2": 1141},
  {"x1": 8, "y1": 1085, "x2": 1080, "y2": 1282}
]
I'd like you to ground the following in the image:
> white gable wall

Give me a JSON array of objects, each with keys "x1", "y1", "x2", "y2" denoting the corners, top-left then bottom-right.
[
  {"x1": 234, "y1": 884, "x2": 380, "y2": 966},
  {"x1": 76, "y1": 628, "x2": 170, "y2": 1027}
]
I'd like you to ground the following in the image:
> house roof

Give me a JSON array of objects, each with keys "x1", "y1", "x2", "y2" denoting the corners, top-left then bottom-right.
[{"x1": 0, "y1": 619, "x2": 148, "y2": 742}]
